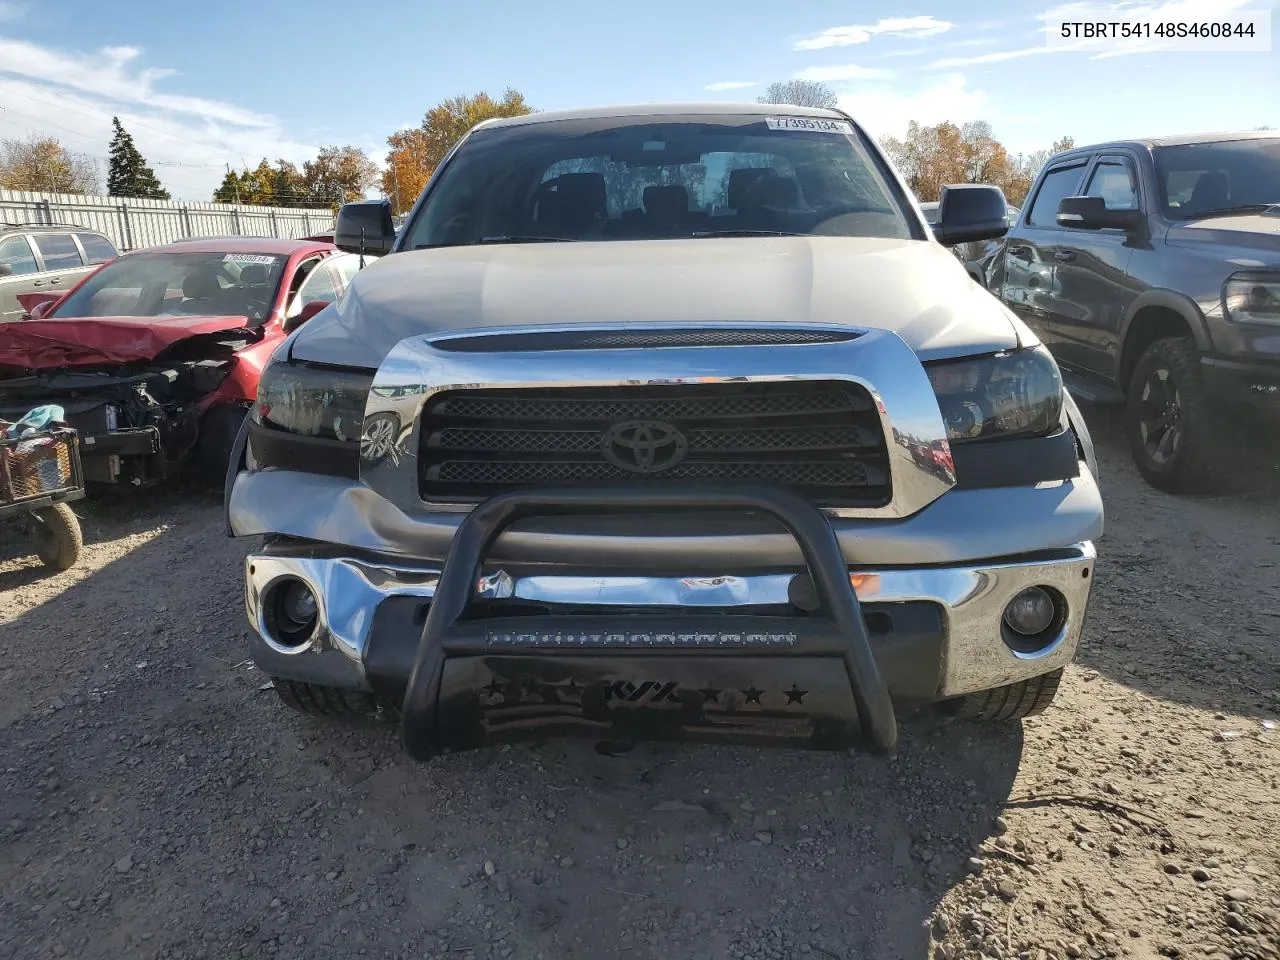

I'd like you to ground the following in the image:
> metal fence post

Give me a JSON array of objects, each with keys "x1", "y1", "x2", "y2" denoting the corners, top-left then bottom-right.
[
  {"x1": 181, "y1": 205, "x2": 193, "y2": 239},
  {"x1": 232, "y1": 208, "x2": 241, "y2": 236},
  {"x1": 269, "y1": 208, "x2": 278, "y2": 238},
  {"x1": 118, "y1": 203, "x2": 134, "y2": 251},
  {"x1": 39, "y1": 199, "x2": 54, "y2": 225}
]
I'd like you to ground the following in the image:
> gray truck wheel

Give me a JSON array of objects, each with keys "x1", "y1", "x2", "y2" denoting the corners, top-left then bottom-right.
[
  {"x1": 272, "y1": 678, "x2": 383, "y2": 719},
  {"x1": 30, "y1": 503, "x2": 83, "y2": 571},
  {"x1": 1124, "y1": 336, "x2": 1225, "y2": 493},
  {"x1": 957, "y1": 669, "x2": 1062, "y2": 721}
]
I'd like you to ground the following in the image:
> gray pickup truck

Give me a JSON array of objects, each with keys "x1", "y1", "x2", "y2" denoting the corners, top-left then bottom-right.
[
  {"x1": 988, "y1": 131, "x2": 1280, "y2": 492},
  {"x1": 225, "y1": 103, "x2": 1104, "y2": 760}
]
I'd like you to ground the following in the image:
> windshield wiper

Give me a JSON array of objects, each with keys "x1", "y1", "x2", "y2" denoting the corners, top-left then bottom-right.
[
  {"x1": 413, "y1": 236, "x2": 577, "y2": 250},
  {"x1": 689, "y1": 229, "x2": 804, "y2": 238},
  {"x1": 1183, "y1": 203, "x2": 1280, "y2": 219},
  {"x1": 476, "y1": 235, "x2": 577, "y2": 244}
]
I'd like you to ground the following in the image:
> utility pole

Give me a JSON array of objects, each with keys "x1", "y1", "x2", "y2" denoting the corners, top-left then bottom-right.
[{"x1": 226, "y1": 162, "x2": 241, "y2": 204}]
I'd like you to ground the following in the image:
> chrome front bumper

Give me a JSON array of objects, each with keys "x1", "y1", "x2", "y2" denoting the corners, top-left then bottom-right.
[{"x1": 244, "y1": 540, "x2": 1096, "y2": 702}]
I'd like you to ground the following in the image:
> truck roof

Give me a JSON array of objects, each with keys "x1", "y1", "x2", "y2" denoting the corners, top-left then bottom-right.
[
  {"x1": 475, "y1": 101, "x2": 850, "y2": 131},
  {"x1": 1052, "y1": 128, "x2": 1276, "y2": 162}
]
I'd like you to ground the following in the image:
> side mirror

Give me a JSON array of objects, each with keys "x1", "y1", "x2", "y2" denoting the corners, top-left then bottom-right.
[
  {"x1": 283, "y1": 300, "x2": 330, "y2": 333},
  {"x1": 334, "y1": 200, "x2": 396, "y2": 256},
  {"x1": 17, "y1": 291, "x2": 62, "y2": 319},
  {"x1": 0, "y1": 263, "x2": 12, "y2": 277},
  {"x1": 932, "y1": 184, "x2": 1010, "y2": 247},
  {"x1": 1057, "y1": 195, "x2": 1143, "y2": 231}
]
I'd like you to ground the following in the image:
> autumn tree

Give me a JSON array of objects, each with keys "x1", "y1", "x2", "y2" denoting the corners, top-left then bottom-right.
[
  {"x1": 382, "y1": 88, "x2": 534, "y2": 214},
  {"x1": 303, "y1": 146, "x2": 378, "y2": 207},
  {"x1": 757, "y1": 80, "x2": 838, "y2": 110},
  {"x1": 0, "y1": 136, "x2": 100, "y2": 194},
  {"x1": 880, "y1": 123, "x2": 1076, "y2": 207},
  {"x1": 106, "y1": 117, "x2": 170, "y2": 200},
  {"x1": 213, "y1": 151, "x2": 374, "y2": 208}
]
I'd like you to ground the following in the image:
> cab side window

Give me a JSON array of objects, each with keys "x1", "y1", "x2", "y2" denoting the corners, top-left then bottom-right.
[
  {"x1": 286, "y1": 260, "x2": 341, "y2": 318},
  {"x1": 0, "y1": 235, "x2": 39, "y2": 275},
  {"x1": 77, "y1": 233, "x2": 120, "y2": 265},
  {"x1": 1026, "y1": 163, "x2": 1088, "y2": 228},
  {"x1": 1085, "y1": 161, "x2": 1139, "y2": 210},
  {"x1": 32, "y1": 233, "x2": 85, "y2": 270}
]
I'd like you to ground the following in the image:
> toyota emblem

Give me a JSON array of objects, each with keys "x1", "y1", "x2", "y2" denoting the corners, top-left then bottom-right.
[{"x1": 601, "y1": 420, "x2": 688, "y2": 474}]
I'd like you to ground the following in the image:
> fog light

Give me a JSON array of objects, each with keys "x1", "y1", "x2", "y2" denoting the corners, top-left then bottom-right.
[
  {"x1": 266, "y1": 578, "x2": 319, "y2": 647},
  {"x1": 1003, "y1": 587, "x2": 1057, "y2": 637}
]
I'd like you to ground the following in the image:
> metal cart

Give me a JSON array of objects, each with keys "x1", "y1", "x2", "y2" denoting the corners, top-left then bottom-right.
[{"x1": 1, "y1": 426, "x2": 85, "y2": 571}]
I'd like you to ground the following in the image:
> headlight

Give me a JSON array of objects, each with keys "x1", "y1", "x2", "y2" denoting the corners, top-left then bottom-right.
[
  {"x1": 1224, "y1": 276, "x2": 1280, "y2": 326},
  {"x1": 252, "y1": 360, "x2": 374, "y2": 442},
  {"x1": 925, "y1": 345, "x2": 1063, "y2": 442}
]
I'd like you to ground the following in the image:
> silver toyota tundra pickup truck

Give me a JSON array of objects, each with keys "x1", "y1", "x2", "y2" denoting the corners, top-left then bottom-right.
[{"x1": 224, "y1": 103, "x2": 1104, "y2": 760}]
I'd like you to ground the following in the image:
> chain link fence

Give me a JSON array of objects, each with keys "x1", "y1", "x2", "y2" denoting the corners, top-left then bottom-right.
[{"x1": 1, "y1": 189, "x2": 337, "y2": 252}]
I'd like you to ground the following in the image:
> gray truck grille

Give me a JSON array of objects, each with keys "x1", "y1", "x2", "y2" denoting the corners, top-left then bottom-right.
[{"x1": 418, "y1": 381, "x2": 891, "y2": 505}]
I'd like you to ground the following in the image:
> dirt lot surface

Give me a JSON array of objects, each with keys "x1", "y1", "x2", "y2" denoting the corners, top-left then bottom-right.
[{"x1": 2, "y1": 410, "x2": 1278, "y2": 960}]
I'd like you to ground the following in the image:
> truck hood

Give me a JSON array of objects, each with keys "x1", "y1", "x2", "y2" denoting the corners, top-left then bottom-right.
[
  {"x1": 0, "y1": 315, "x2": 251, "y2": 370},
  {"x1": 1166, "y1": 211, "x2": 1280, "y2": 256},
  {"x1": 289, "y1": 236, "x2": 1023, "y2": 369}
]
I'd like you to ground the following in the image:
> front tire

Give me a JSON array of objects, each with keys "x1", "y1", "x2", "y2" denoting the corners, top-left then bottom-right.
[
  {"x1": 272, "y1": 678, "x2": 384, "y2": 720},
  {"x1": 958, "y1": 669, "x2": 1062, "y2": 721},
  {"x1": 1124, "y1": 336, "x2": 1225, "y2": 494}
]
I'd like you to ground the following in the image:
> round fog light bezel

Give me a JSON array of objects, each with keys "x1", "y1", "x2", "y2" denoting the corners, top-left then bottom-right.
[
  {"x1": 264, "y1": 576, "x2": 321, "y2": 649},
  {"x1": 1000, "y1": 585, "x2": 1066, "y2": 654}
]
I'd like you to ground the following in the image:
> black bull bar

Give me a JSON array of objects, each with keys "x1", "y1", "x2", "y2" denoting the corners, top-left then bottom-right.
[{"x1": 399, "y1": 486, "x2": 900, "y2": 760}]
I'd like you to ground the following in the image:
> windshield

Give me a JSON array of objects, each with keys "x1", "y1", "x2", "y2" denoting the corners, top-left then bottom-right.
[
  {"x1": 1154, "y1": 138, "x2": 1280, "y2": 219},
  {"x1": 51, "y1": 251, "x2": 288, "y2": 323},
  {"x1": 403, "y1": 113, "x2": 914, "y2": 248}
]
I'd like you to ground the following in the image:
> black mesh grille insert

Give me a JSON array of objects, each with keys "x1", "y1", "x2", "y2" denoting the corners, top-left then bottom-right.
[{"x1": 419, "y1": 381, "x2": 890, "y2": 506}]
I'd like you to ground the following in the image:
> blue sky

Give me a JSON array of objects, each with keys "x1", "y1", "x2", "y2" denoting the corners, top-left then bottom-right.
[{"x1": 1, "y1": 0, "x2": 1277, "y2": 200}]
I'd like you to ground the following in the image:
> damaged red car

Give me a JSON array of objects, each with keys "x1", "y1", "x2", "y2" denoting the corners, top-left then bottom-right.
[{"x1": 0, "y1": 237, "x2": 368, "y2": 489}]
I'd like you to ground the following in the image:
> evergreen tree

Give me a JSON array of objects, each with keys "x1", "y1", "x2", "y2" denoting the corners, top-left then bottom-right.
[{"x1": 106, "y1": 117, "x2": 170, "y2": 200}]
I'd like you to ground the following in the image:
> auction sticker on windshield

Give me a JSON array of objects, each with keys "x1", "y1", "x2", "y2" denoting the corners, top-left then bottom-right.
[
  {"x1": 223, "y1": 254, "x2": 277, "y2": 264},
  {"x1": 765, "y1": 117, "x2": 855, "y2": 135}
]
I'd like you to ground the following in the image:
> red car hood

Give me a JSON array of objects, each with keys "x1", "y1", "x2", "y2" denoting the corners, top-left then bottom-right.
[{"x1": 0, "y1": 315, "x2": 251, "y2": 369}]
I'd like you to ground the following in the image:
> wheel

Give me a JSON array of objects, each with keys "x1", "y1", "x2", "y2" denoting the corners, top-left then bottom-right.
[
  {"x1": 192, "y1": 404, "x2": 247, "y2": 488},
  {"x1": 271, "y1": 678, "x2": 384, "y2": 719},
  {"x1": 1124, "y1": 336, "x2": 1227, "y2": 493},
  {"x1": 957, "y1": 669, "x2": 1062, "y2": 721},
  {"x1": 29, "y1": 503, "x2": 83, "y2": 571}
]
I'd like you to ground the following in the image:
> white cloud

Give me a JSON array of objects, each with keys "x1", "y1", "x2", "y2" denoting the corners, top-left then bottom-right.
[
  {"x1": 704, "y1": 80, "x2": 759, "y2": 92},
  {"x1": 0, "y1": 37, "x2": 383, "y2": 201},
  {"x1": 838, "y1": 73, "x2": 991, "y2": 143},
  {"x1": 0, "y1": 39, "x2": 274, "y2": 127},
  {"x1": 794, "y1": 16, "x2": 954, "y2": 51},
  {"x1": 794, "y1": 64, "x2": 891, "y2": 82}
]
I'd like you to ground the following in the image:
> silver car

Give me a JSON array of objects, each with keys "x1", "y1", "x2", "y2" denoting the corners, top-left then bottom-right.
[{"x1": 0, "y1": 224, "x2": 119, "y2": 321}]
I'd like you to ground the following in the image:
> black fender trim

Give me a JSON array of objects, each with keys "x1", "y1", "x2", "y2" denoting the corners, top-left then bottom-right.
[{"x1": 223, "y1": 413, "x2": 251, "y2": 538}]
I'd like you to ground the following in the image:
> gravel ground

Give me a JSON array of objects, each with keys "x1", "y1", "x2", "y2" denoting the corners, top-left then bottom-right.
[{"x1": 2, "y1": 410, "x2": 1278, "y2": 960}]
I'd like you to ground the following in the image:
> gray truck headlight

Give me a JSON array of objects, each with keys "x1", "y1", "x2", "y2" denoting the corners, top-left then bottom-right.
[
  {"x1": 925, "y1": 345, "x2": 1063, "y2": 442},
  {"x1": 252, "y1": 360, "x2": 374, "y2": 442},
  {"x1": 1224, "y1": 276, "x2": 1280, "y2": 326}
]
